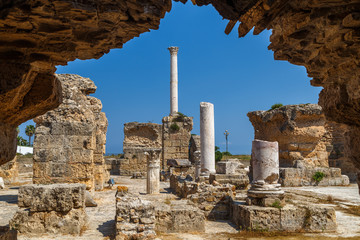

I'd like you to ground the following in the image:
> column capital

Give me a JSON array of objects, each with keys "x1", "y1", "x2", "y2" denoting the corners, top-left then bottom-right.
[{"x1": 168, "y1": 46, "x2": 179, "y2": 55}]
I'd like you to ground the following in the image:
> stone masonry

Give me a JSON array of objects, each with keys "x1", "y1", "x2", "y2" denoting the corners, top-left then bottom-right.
[
  {"x1": 189, "y1": 134, "x2": 201, "y2": 164},
  {"x1": 162, "y1": 115, "x2": 193, "y2": 170},
  {"x1": 122, "y1": 122, "x2": 162, "y2": 176},
  {"x1": 248, "y1": 104, "x2": 329, "y2": 168},
  {"x1": 248, "y1": 104, "x2": 355, "y2": 184},
  {"x1": 0, "y1": 156, "x2": 18, "y2": 185},
  {"x1": 115, "y1": 186, "x2": 156, "y2": 239},
  {"x1": 10, "y1": 184, "x2": 88, "y2": 235},
  {"x1": 33, "y1": 74, "x2": 108, "y2": 190},
  {"x1": 326, "y1": 122, "x2": 357, "y2": 182}
]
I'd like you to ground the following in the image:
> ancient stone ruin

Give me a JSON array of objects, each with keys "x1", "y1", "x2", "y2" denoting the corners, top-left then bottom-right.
[
  {"x1": 10, "y1": 184, "x2": 88, "y2": 235},
  {"x1": 1, "y1": 0, "x2": 360, "y2": 238},
  {"x1": 121, "y1": 122, "x2": 162, "y2": 176},
  {"x1": 189, "y1": 134, "x2": 201, "y2": 164},
  {"x1": 248, "y1": 104, "x2": 351, "y2": 186},
  {"x1": 232, "y1": 139, "x2": 337, "y2": 232},
  {"x1": 162, "y1": 115, "x2": 193, "y2": 169},
  {"x1": 33, "y1": 74, "x2": 108, "y2": 190}
]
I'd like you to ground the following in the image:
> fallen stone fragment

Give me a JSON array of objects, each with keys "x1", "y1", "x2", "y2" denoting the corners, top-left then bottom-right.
[
  {"x1": 85, "y1": 191, "x2": 98, "y2": 207},
  {"x1": 0, "y1": 177, "x2": 4, "y2": 189}
]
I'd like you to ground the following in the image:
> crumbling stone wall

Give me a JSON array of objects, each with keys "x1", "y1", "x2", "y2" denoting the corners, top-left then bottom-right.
[
  {"x1": 248, "y1": 104, "x2": 329, "y2": 168},
  {"x1": 115, "y1": 186, "x2": 156, "y2": 239},
  {"x1": 33, "y1": 74, "x2": 108, "y2": 190},
  {"x1": 189, "y1": 134, "x2": 201, "y2": 164},
  {"x1": 0, "y1": 156, "x2": 18, "y2": 184},
  {"x1": 248, "y1": 104, "x2": 357, "y2": 182},
  {"x1": 121, "y1": 122, "x2": 162, "y2": 176},
  {"x1": 162, "y1": 116, "x2": 193, "y2": 169},
  {"x1": 10, "y1": 184, "x2": 88, "y2": 235},
  {"x1": 1, "y1": 0, "x2": 360, "y2": 189},
  {"x1": 326, "y1": 122, "x2": 357, "y2": 182},
  {"x1": 170, "y1": 175, "x2": 236, "y2": 220},
  {"x1": 0, "y1": 0, "x2": 171, "y2": 165}
]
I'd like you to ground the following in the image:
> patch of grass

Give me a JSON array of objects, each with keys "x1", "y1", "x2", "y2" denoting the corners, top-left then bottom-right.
[
  {"x1": 271, "y1": 200, "x2": 282, "y2": 209},
  {"x1": 312, "y1": 171, "x2": 325, "y2": 183},
  {"x1": 172, "y1": 112, "x2": 187, "y2": 122},
  {"x1": 164, "y1": 198, "x2": 171, "y2": 205},
  {"x1": 270, "y1": 103, "x2": 283, "y2": 110},
  {"x1": 170, "y1": 123, "x2": 180, "y2": 132}
]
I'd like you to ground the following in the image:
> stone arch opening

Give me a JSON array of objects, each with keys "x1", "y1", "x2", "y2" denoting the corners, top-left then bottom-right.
[{"x1": 0, "y1": 1, "x2": 359, "y2": 191}]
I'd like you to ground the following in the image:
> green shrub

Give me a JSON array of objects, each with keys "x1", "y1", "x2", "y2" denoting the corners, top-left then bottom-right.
[
  {"x1": 173, "y1": 112, "x2": 187, "y2": 122},
  {"x1": 170, "y1": 123, "x2": 180, "y2": 132},
  {"x1": 215, "y1": 146, "x2": 222, "y2": 162},
  {"x1": 222, "y1": 151, "x2": 232, "y2": 156},
  {"x1": 312, "y1": 171, "x2": 325, "y2": 183},
  {"x1": 270, "y1": 103, "x2": 283, "y2": 110}
]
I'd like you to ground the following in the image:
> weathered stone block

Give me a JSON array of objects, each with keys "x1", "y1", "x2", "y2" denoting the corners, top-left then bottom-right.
[
  {"x1": 232, "y1": 201, "x2": 337, "y2": 232},
  {"x1": 18, "y1": 184, "x2": 86, "y2": 212},
  {"x1": 209, "y1": 173, "x2": 249, "y2": 189},
  {"x1": 10, "y1": 208, "x2": 88, "y2": 235},
  {"x1": 216, "y1": 159, "x2": 245, "y2": 174},
  {"x1": 154, "y1": 200, "x2": 205, "y2": 233},
  {"x1": 279, "y1": 167, "x2": 350, "y2": 187},
  {"x1": 116, "y1": 191, "x2": 156, "y2": 238}
]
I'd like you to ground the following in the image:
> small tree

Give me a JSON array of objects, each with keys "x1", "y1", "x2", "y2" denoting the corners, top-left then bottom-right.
[
  {"x1": 25, "y1": 125, "x2": 35, "y2": 146},
  {"x1": 215, "y1": 146, "x2": 223, "y2": 162},
  {"x1": 17, "y1": 136, "x2": 28, "y2": 146}
]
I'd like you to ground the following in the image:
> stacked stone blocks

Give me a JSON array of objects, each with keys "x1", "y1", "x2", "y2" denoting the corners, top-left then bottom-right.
[
  {"x1": 10, "y1": 184, "x2": 88, "y2": 235},
  {"x1": 115, "y1": 186, "x2": 156, "y2": 239},
  {"x1": 162, "y1": 116, "x2": 193, "y2": 170},
  {"x1": 33, "y1": 74, "x2": 108, "y2": 190}
]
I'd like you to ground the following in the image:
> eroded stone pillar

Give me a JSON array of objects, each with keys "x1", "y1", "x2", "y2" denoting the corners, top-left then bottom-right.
[
  {"x1": 168, "y1": 46, "x2": 179, "y2": 116},
  {"x1": 200, "y1": 102, "x2": 215, "y2": 175},
  {"x1": 247, "y1": 139, "x2": 284, "y2": 206},
  {"x1": 194, "y1": 151, "x2": 201, "y2": 181},
  {"x1": 146, "y1": 149, "x2": 161, "y2": 194}
]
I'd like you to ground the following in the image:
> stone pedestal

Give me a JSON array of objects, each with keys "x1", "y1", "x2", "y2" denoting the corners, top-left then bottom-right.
[
  {"x1": 168, "y1": 46, "x2": 179, "y2": 116},
  {"x1": 146, "y1": 149, "x2": 161, "y2": 194},
  {"x1": 247, "y1": 139, "x2": 284, "y2": 207},
  {"x1": 194, "y1": 151, "x2": 201, "y2": 181},
  {"x1": 200, "y1": 102, "x2": 215, "y2": 176}
]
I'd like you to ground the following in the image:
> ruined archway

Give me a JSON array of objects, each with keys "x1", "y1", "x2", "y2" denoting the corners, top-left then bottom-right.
[{"x1": 1, "y1": 0, "x2": 360, "y2": 189}]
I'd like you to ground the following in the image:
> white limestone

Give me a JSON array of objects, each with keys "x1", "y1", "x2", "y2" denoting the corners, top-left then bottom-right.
[
  {"x1": 247, "y1": 139, "x2": 284, "y2": 205},
  {"x1": 251, "y1": 139, "x2": 279, "y2": 184},
  {"x1": 146, "y1": 150, "x2": 161, "y2": 194},
  {"x1": 200, "y1": 102, "x2": 215, "y2": 175},
  {"x1": 168, "y1": 46, "x2": 179, "y2": 116},
  {"x1": 0, "y1": 177, "x2": 4, "y2": 189}
]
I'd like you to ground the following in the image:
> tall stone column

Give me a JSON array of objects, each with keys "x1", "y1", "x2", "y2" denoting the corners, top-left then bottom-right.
[
  {"x1": 200, "y1": 102, "x2": 215, "y2": 175},
  {"x1": 168, "y1": 46, "x2": 179, "y2": 116},
  {"x1": 247, "y1": 139, "x2": 284, "y2": 207},
  {"x1": 194, "y1": 151, "x2": 201, "y2": 181},
  {"x1": 146, "y1": 149, "x2": 161, "y2": 194}
]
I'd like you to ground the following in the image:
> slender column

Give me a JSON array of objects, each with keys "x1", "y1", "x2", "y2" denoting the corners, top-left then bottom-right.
[
  {"x1": 200, "y1": 102, "x2": 215, "y2": 175},
  {"x1": 146, "y1": 149, "x2": 161, "y2": 194},
  {"x1": 168, "y1": 46, "x2": 179, "y2": 116},
  {"x1": 194, "y1": 151, "x2": 201, "y2": 181},
  {"x1": 247, "y1": 139, "x2": 284, "y2": 206}
]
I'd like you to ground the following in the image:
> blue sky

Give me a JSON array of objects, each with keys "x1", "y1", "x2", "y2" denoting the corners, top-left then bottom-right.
[{"x1": 19, "y1": 1, "x2": 322, "y2": 154}]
